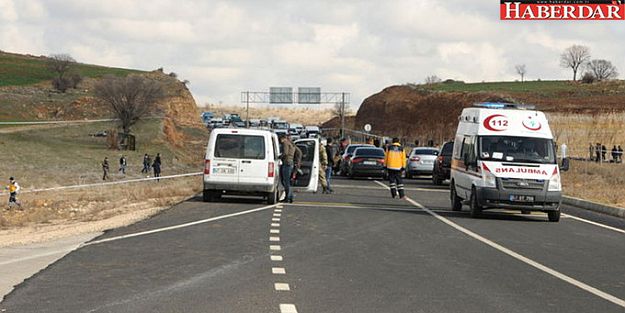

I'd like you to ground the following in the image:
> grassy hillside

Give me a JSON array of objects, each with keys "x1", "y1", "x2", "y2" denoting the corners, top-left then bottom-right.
[
  {"x1": 0, "y1": 51, "x2": 142, "y2": 87},
  {"x1": 424, "y1": 80, "x2": 576, "y2": 94}
]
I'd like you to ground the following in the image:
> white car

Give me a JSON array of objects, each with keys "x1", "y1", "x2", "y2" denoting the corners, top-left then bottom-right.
[
  {"x1": 406, "y1": 147, "x2": 439, "y2": 178},
  {"x1": 203, "y1": 128, "x2": 281, "y2": 203}
]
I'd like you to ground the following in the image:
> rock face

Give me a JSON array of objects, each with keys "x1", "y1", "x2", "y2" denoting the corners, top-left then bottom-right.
[{"x1": 354, "y1": 85, "x2": 503, "y2": 144}]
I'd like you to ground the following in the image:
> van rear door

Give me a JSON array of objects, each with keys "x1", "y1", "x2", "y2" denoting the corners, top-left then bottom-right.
[
  {"x1": 292, "y1": 138, "x2": 319, "y2": 192},
  {"x1": 237, "y1": 134, "x2": 270, "y2": 185}
]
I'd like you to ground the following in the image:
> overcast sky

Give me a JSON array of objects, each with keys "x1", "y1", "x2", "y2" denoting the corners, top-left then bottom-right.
[{"x1": 1, "y1": 0, "x2": 624, "y2": 108}]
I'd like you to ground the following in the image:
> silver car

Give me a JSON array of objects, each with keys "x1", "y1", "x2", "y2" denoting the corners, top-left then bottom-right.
[{"x1": 406, "y1": 147, "x2": 439, "y2": 178}]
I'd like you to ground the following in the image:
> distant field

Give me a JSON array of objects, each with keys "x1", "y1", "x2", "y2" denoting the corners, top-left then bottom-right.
[
  {"x1": 0, "y1": 52, "x2": 143, "y2": 87},
  {"x1": 425, "y1": 80, "x2": 577, "y2": 94}
]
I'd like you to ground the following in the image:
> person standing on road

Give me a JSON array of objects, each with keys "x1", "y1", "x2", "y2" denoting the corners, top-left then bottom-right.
[
  {"x1": 618, "y1": 145, "x2": 623, "y2": 163},
  {"x1": 601, "y1": 144, "x2": 607, "y2": 162},
  {"x1": 385, "y1": 137, "x2": 406, "y2": 199},
  {"x1": 119, "y1": 155, "x2": 127, "y2": 175},
  {"x1": 325, "y1": 138, "x2": 336, "y2": 193},
  {"x1": 5, "y1": 177, "x2": 21, "y2": 210},
  {"x1": 589, "y1": 143, "x2": 594, "y2": 161},
  {"x1": 318, "y1": 139, "x2": 329, "y2": 194},
  {"x1": 279, "y1": 134, "x2": 300, "y2": 203},
  {"x1": 141, "y1": 154, "x2": 151, "y2": 174},
  {"x1": 102, "y1": 157, "x2": 110, "y2": 180},
  {"x1": 153, "y1": 153, "x2": 162, "y2": 181}
]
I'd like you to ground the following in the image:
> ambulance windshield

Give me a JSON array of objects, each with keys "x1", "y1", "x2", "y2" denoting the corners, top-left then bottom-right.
[{"x1": 479, "y1": 136, "x2": 556, "y2": 164}]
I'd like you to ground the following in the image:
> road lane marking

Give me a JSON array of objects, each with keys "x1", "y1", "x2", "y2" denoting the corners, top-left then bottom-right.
[
  {"x1": 372, "y1": 181, "x2": 625, "y2": 309},
  {"x1": 273, "y1": 213, "x2": 282, "y2": 217},
  {"x1": 271, "y1": 223, "x2": 280, "y2": 227},
  {"x1": 280, "y1": 304, "x2": 298, "y2": 313},
  {"x1": 270, "y1": 229, "x2": 280, "y2": 234},
  {"x1": 270, "y1": 237, "x2": 280, "y2": 242},
  {"x1": 275, "y1": 209, "x2": 283, "y2": 212},
  {"x1": 271, "y1": 255, "x2": 283, "y2": 261},
  {"x1": 272, "y1": 217, "x2": 281, "y2": 222},
  {"x1": 272, "y1": 267, "x2": 286, "y2": 274},
  {"x1": 563, "y1": 213, "x2": 625, "y2": 235},
  {"x1": 84, "y1": 204, "x2": 279, "y2": 246},
  {"x1": 274, "y1": 283, "x2": 290, "y2": 291},
  {"x1": 270, "y1": 245, "x2": 281, "y2": 251}
]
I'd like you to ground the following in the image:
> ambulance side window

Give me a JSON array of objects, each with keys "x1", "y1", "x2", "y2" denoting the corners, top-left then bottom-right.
[
  {"x1": 461, "y1": 135, "x2": 476, "y2": 166},
  {"x1": 453, "y1": 136, "x2": 463, "y2": 160}
]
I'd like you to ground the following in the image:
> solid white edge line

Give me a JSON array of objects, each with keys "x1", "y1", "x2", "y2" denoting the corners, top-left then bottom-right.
[
  {"x1": 280, "y1": 303, "x2": 298, "y2": 313},
  {"x1": 374, "y1": 180, "x2": 625, "y2": 308},
  {"x1": 562, "y1": 213, "x2": 625, "y2": 235},
  {"x1": 83, "y1": 204, "x2": 279, "y2": 246}
]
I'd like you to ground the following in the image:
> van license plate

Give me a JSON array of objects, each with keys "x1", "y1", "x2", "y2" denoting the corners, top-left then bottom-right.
[
  {"x1": 510, "y1": 195, "x2": 534, "y2": 202},
  {"x1": 214, "y1": 168, "x2": 235, "y2": 175}
]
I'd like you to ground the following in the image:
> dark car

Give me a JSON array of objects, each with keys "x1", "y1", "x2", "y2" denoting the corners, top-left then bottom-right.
[
  {"x1": 339, "y1": 144, "x2": 374, "y2": 176},
  {"x1": 348, "y1": 147, "x2": 386, "y2": 179},
  {"x1": 432, "y1": 141, "x2": 454, "y2": 185}
]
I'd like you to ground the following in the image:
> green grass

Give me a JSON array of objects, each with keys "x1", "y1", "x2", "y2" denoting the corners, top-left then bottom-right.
[
  {"x1": 0, "y1": 52, "x2": 143, "y2": 87},
  {"x1": 424, "y1": 80, "x2": 577, "y2": 94}
]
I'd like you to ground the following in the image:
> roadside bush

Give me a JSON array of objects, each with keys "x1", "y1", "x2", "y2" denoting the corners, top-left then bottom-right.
[
  {"x1": 52, "y1": 77, "x2": 70, "y2": 93},
  {"x1": 69, "y1": 73, "x2": 83, "y2": 88},
  {"x1": 581, "y1": 72, "x2": 596, "y2": 84}
]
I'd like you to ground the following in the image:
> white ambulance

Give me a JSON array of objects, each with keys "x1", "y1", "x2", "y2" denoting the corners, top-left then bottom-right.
[{"x1": 449, "y1": 103, "x2": 568, "y2": 222}]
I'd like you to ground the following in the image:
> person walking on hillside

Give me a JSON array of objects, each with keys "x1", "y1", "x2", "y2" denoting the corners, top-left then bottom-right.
[
  {"x1": 325, "y1": 138, "x2": 336, "y2": 193},
  {"x1": 595, "y1": 143, "x2": 602, "y2": 162},
  {"x1": 612, "y1": 145, "x2": 618, "y2": 163},
  {"x1": 141, "y1": 154, "x2": 151, "y2": 174},
  {"x1": 102, "y1": 157, "x2": 110, "y2": 180},
  {"x1": 318, "y1": 139, "x2": 329, "y2": 194},
  {"x1": 279, "y1": 134, "x2": 301, "y2": 203},
  {"x1": 618, "y1": 145, "x2": 624, "y2": 163},
  {"x1": 119, "y1": 155, "x2": 127, "y2": 175},
  {"x1": 5, "y1": 177, "x2": 21, "y2": 210},
  {"x1": 385, "y1": 137, "x2": 407, "y2": 199},
  {"x1": 589, "y1": 143, "x2": 595, "y2": 161},
  {"x1": 153, "y1": 153, "x2": 162, "y2": 182}
]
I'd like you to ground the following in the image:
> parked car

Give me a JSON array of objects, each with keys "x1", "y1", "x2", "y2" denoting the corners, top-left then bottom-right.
[
  {"x1": 305, "y1": 126, "x2": 320, "y2": 138},
  {"x1": 347, "y1": 147, "x2": 386, "y2": 179},
  {"x1": 203, "y1": 128, "x2": 281, "y2": 203},
  {"x1": 432, "y1": 141, "x2": 454, "y2": 185},
  {"x1": 406, "y1": 147, "x2": 439, "y2": 178},
  {"x1": 339, "y1": 144, "x2": 375, "y2": 176}
]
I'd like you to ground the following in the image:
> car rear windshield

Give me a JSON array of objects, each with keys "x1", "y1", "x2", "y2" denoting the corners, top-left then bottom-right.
[
  {"x1": 413, "y1": 148, "x2": 438, "y2": 155},
  {"x1": 214, "y1": 134, "x2": 265, "y2": 159},
  {"x1": 347, "y1": 145, "x2": 372, "y2": 154},
  {"x1": 441, "y1": 142, "x2": 454, "y2": 155},
  {"x1": 479, "y1": 136, "x2": 555, "y2": 164},
  {"x1": 355, "y1": 148, "x2": 385, "y2": 157}
]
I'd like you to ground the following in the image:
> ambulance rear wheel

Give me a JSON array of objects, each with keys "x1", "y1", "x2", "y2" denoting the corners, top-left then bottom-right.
[
  {"x1": 469, "y1": 188, "x2": 482, "y2": 218},
  {"x1": 450, "y1": 183, "x2": 463, "y2": 212}
]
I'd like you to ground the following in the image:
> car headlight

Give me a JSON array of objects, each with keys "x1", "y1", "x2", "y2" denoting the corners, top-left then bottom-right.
[
  {"x1": 548, "y1": 172, "x2": 562, "y2": 191},
  {"x1": 481, "y1": 163, "x2": 497, "y2": 188}
]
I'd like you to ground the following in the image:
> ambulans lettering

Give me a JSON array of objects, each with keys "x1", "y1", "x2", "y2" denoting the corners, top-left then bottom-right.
[{"x1": 495, "y1": 167, "x2": 548, "y2": 175}]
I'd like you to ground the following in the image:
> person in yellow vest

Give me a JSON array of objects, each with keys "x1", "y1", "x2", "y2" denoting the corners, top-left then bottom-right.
[
  {"x1": 5, "y1": 177, "x2": 21, "y2": 209},
  {"x1": 384, "y1": 138, "x2": 407, "y2": 199}
]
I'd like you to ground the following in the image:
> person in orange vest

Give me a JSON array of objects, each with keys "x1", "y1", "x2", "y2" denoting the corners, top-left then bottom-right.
[
  {"x1": 5, "y1": 177, "x2": 22, "y2": 209},
  {"x1": 385, "y1": 137, "x2": 407, "y2": 199}
]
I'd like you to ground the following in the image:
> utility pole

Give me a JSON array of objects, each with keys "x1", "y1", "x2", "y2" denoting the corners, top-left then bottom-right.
[
  {"x1": 340, "y1": 92, "x2": 345, "y2": 139},
  {"x1": 245, "y1": 91, "x2": 250, "y2": 128}
]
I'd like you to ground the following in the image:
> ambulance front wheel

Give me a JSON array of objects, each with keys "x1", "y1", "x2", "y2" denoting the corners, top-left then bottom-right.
[
  {"x1": 547, "y1": 210, "x2": 560, "y2": 222},
  {"x1": 469, "y1": 187, "x2": 482, "y2": 218}
]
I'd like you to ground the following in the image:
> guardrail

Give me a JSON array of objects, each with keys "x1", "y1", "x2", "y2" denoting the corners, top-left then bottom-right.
[{"x1": 0, "y1": 172, "x2": 202, "y2": 196}]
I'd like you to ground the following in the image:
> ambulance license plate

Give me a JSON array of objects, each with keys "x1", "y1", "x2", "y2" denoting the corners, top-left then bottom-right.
[{"x1": 510, "y1": 195, "x2": 534, "y2": 202}]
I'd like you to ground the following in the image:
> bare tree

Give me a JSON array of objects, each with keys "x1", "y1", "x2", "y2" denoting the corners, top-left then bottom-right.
[
  {"x1": 95, "y1": 75, "x2": 165, "y2": 136},
  {"x1": 47, "y1": 54, "x2": 77, "y2": 92},
  {"x1": 424, "y1": 75, "x2": 442, "y2": 84},
  {"x1": 515, "y1": 64, "x2": 527, "y2": 82},
  {"x1": 560, "y1": 45, "x2": 591, "y2": 81},
  {"x1": 586, "y1": 59, "x2": 618, "y2": 81},
  {"x1": 332, "y1": 102, "x2": 351, "y2": 119}
]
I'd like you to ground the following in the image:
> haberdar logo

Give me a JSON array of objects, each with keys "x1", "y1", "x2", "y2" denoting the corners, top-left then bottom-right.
[
  {"x1": 500, "y1": 0, "x2": 625, "y2": 20},
  {"x1": 522, "y1": 116, "x2": 542, "y2": 131}
]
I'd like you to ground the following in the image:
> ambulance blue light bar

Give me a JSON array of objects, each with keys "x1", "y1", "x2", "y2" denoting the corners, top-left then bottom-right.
[{"x1": 474, "y1": 102, "x2": 535, "y2": 110}]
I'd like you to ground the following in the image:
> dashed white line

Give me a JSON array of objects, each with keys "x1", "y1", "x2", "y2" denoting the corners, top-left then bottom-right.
[
  {"x1": 270, "y1": 236, "x2": 280, "y2": 242},
  {"x1": 280, "y1": 304, "x2": 298, "y2": 313},
  {"x1": 372, "y1": 181, "x2": 625, "y2": 309},
  {"x1": 273, "y1": 213, "x2": 282, "y2": 217},
  {"x1": 270, "y1": 245, "x2": 281, "y2": 251},
  {"x1": 272, "y1": 267, "x2": 286, "y2": 274},
  {"x1": 275, "y1": 209, "x2": 283, "y2": 213},
  {"x1": 272, "y1": 217, "x2": 281, "y2": 222},
  {"x1": 274, "y1": 283, "x2": 290, "y2": 291},
  {"x1": 270, "y1": 229, "x2": 280, "y2": 234},
  {"x1": 271, "y1": 223, "x2": 280, "y2": 227},
  {"x1": 271, "y1": 255, "x2": 283, "y2": 261}
]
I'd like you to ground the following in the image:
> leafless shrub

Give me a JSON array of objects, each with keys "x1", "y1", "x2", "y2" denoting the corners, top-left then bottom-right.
[
  {"x1": 560, "y1": 45, "x2": 591, "y2": 81},
  {"x1": 586, "y1": 59, "x2": 618, "y2": 81}
]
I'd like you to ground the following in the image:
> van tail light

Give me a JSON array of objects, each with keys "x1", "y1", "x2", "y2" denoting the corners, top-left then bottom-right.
[
  {"x1": 352, "y1": 158, "x2": 364, "y2": 164},
  {"x1": 410, "y1": 156, "x2": 420, "y2": 162},
  {"x1": 268, "y1": 162, "x2": 275, "y2": 177},
  {"x1": 204, "y1": 160, "x2": 211, "y2": 175}
]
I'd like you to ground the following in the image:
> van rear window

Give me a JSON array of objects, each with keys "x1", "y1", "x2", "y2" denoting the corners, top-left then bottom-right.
[{"x1": 214, "y1": 134, "x2": 265, "y2": 159}]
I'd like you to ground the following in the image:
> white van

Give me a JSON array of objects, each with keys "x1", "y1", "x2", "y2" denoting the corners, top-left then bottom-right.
[
  {"x1": 449, "y1": 103, "x2": 568, "y2": 222},
  {"x1": 204, "y1": 129, "x2": 281, "y2": 203}
]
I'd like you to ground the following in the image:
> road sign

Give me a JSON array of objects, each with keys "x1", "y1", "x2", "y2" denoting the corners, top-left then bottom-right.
[{"x1": 364, "y1": 124, "x2": 372, "y2": 132}]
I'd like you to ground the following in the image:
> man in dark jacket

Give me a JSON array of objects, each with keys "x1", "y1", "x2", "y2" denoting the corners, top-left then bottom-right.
[
  {"x1": 279, "y1": 134, "x2": 301, "y2": 203},
  {"x1": 325, "y1": 138, "x2": 336, "y2": 193},
  {"x1": 153, "y1": 153, "x2": 162, "y2": 181}
]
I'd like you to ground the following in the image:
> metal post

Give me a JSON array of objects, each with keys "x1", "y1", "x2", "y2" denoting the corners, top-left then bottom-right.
[
  {"x1": 340, "y1": 92, "x2": 345, "y2": 139},
  {"x1": 245, "y1": 91, "x2": 250, "y2": 128}
]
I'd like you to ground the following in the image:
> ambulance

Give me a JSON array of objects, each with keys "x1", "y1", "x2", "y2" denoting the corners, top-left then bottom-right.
[{"x1": 449, "y1": 103, "x2": 568, "y2": 222}]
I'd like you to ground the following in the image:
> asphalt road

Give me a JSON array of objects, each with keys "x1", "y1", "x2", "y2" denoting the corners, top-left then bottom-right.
[{"x1": 1, "y1": 177, "x2": 624, "y2": 313}]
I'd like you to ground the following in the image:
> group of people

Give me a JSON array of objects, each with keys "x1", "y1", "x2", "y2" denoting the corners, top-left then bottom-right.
[
  {"x1": 102, "y1": 153, "x2": 162, "y2": 181},
  {"x1": 589, "y1": 143, "x2": 623, "y2": 163}
]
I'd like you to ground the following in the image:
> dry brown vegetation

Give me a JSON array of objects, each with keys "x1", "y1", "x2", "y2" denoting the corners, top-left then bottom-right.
[
  {"x1": 548, "y1": 112, "x2": 625, "y2": 158},
  {"x1": 203, "y1": 105, "x2": 334, "y2": 126},
  {"x1": 562, "y1": 160, "x2": 625, "y2": 208}
]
